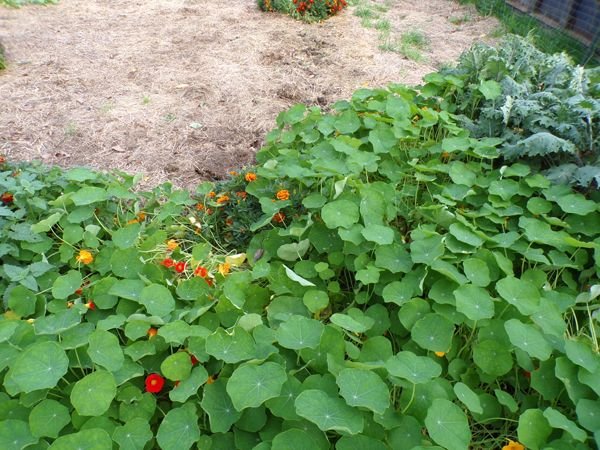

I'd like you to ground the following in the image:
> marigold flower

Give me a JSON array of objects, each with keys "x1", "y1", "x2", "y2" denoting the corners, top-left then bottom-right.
[
  {"x1": 161, "y1": 258, "x2": 175, "y2": 268},
  {"x1": 205, "y1": 208, "x2": 213, "y2": 215},
  {"x1": 207, "y1": 191, "x2": 216, "y2": 198},
  {"x1": 127, "y1": 218, "x2": 139, "y2": 225},
  {"x1": 502, "y1": 440, "x2": 525, "y2": 450},
  {"x1": 76, "y1": 249, "x2": 94, "y2": 265},
  {"x1": 175, "y1": 261, "x2": 186, "y2": 273},
  {"x1": 229, "y1": 171, "x2": 238, "y2": 176},
  {"x1": 147, "y1": 327, "x2": 158, "y2": 338},
  {"x1": 434, "y1": 351, "x2": 445, "y2": 357},
  {"x1": 145, "y1": 373, "x2": 165, "y2": 393},
  {"x1": 196, "y1": 203, "x2": 204, "y2": 211},
  {"x1": 85, "y1": 301, "x2": 96, "y2": 310},
  {"x1": 245, "y1": 172, "x2": 257, "y2": 182},
  {"x1": 236, "y1": 191, "x2": 247, "y2": 199},
  {"x1": 1, "y1": 192, "x2": 14, "y2": 204},
  {"x1": 194, "y1": 266, "x2": 208, "y2": 278},
  {"x1": 137, "y1": 212, "x2": 146, "y2": 221},
  {"x1": 0, "y1": 156, "x2": 5, "y2": 164},
  {"x1": 272, "y1": 212, "x2": 286, "y2": 223},
  {"x1": 216, "y1": 195, "x2": 230, "y2": 204},
  {"x1": 276, "y1": 189, "x2": 290, "y2": 201},
  {"x1": 218, "y1": 262, "x2": 231, "y2": 277},
  {"x1": 225, "y1": 218, "x2": 234, "y2": 226},
  {"x1": 166, "y1": 239, "x2": 179, "y2": 251}
]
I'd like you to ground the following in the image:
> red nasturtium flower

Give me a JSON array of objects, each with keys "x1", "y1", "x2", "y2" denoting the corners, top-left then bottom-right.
[
  {"x1": 161, "y1": 258, "x2": 175, "y2": 268},
  {"x1": 276, "y1": 189, "x2": 290, "y2": 201},
  {"x1": 272, "y1": 212, "x2": 286, "y2": 223},
  {"x1": 145, "y1": 373, "x2": 165, "y2": 393},
  {"x1": 194, "y1": 266, "x2": 208, "y2": 278},
  {"x1": 174, "y1": 261, "x2": 186, "y2": 273},
  {"x1": 75, "y1": 287, "x2": 83, "y2": 296},
  {"x1": 190, "y1": 354, "x2": 199, "y2": 366},
  {"x1": 1, "y1": 192, "x2": 14, "y2": 204},
  {"x1": 85, "y1": 301, "x2": 96, "y2": 310}
]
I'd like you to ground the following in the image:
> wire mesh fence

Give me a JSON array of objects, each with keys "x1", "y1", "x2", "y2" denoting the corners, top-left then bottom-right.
[{"x1": 461, "y1": 0, "x2": 600, "y2": 66}]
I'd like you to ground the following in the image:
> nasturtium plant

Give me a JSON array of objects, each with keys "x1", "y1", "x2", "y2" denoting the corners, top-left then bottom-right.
[{"x1": 1, "y1": 36, "x2": 599, "y2": 449}]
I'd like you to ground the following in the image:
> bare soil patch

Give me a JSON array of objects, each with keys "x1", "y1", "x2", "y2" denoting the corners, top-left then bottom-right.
[{"x1": 0, "y1": 0, "x2": 497, "y2": 187}]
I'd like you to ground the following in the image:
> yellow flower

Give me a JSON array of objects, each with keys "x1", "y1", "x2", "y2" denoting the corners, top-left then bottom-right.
[
  {"x1": 276, "y1": 189, "x2": 290, "y2": 201},
  {"x1": 166, "y1": 239, "x2": 179, "y2": 251},
  {"x1": 434, "y1": 351, "x2": 445, "y2": 357},
  {"x1": 502, "y1": 439, "x2": 525, "y2": 450},
  {"x1": 76, "y1": 249, "x2": 94, "y2": 265},
  {"x1": 218, "y1": 262, "x2": 231, "y2": 277}
]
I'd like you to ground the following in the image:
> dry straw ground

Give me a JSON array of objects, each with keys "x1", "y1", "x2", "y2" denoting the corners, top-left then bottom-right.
[{"x1": 0, "y1": 0, "x2": 497, "y2": 187}]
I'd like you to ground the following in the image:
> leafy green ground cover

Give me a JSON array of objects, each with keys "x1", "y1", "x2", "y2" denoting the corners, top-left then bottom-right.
[
  {"x1": 257, "y1": 0, "x2": 346, "y2": 22},
  {"x1": 1, "y1": 36, "x2": 599, "y2": 449}
]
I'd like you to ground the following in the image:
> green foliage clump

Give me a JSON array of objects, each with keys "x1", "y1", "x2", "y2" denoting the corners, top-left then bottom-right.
[
  {"x1": 258, "y1": 0, "x2": 347, "y2": 22},
  {"x1": 424, "y1": 36, "x2": 600, "y2": 188},
  {"x1": 0, "y1": 0, "x2": 58, "y2": 6},
  {"x1": 1, "y1": 38, "x2": 600, "y2": 449}
]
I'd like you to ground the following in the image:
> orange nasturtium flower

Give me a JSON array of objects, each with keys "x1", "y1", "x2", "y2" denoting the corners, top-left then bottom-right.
[
  {"x1": 434, "y1": 351, "x2": 446, "y2": 357},
  {"x1": 236, "y1": 191, "x2": 247, "y2": 199},
  {"x1": 147, "y1": 327, "x2": 158, "y2": 338},
  {"x1": 276, "y1": 189, "x2": 290, "y2": 201},
  {"x1": 216, "y1": 195, "x2": 230, "y2": 204},
  {"x1": 76, "y1": 249, "x2": 94, "y2": 265},
  {"x1": 245, "y1": 172, "x2": 257, "y2": 182},
  {"x1": 166, "y1": 239, "x2": 179, "y2": 251},
  {"x1": 145, "y1": 373, "x2": 165, "y2": 393},
  {"x1": 218, "y1": 262, "x2": 231, "y2": 277},
  {"x1": 502, "y1": 440, "x2": 525, "y2": 450}
]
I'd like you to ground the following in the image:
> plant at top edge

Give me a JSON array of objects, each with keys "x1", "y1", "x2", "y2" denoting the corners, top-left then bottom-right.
[
  {"x1": 421, "y1": 35, "x2": 600, "y2": 189},
  {"x1": 258, "y1": 0, "x2": 347, "y2": 22}
]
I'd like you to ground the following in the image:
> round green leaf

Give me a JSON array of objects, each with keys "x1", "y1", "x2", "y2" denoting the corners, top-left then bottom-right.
[
  {"x1": 276, "y1": 315, "x2": 324, "y2": 350},
  {"x1": 411, "y1": 314, "x2": 454, "y2": 352},
  {"x1": 462, "y1": 258, "x2": 491, "y2": 287},
  {"x1": 226, "y1": 362, "x2": 287, "y2": 410},
  {"x1": 321, "y1": 200, "x2": 359, "y2": 229},
  {"x1": 201, "y1": 378, "x2": 241, "y2": 433},
  {"x1": 496, "y1": 276, "x2": 540, "y2": 315},
  {"x1": 70, "y1": 370, "x2": 117, "y2": 416},
  {"x1": 112, "y1": 223, "x2": 141, "y2": 249},
  {"x1": 336, "y1": 368, "x2": 390, "y2": 414},
  {"x1": 295, "y1": 389, "x2": 364, "y2": 435},
  {"x1": 8, "y1": 286, "x2": 37, "y2": 317},
  {"x1": 576, "y1": 399, "x2": 600, "y2": 432},
  {"x1": 556, "y1": 194, "x2": 598, "y2": 215},
  {"x1": 543, "y1": 407, "x2": 587, "y2": 442},
  {"x1": 410, "y1": 235, "x2": 444, "y2": 264},
  {"x1": 205, "y1": 327, "x2": 257, "y2": 364},
  {"x1": 11, "y1": 341, "x2": 69, "y2": 393},
  {"x1": 518, "y1": 408, "x2": 551, "y2": 450},
  {"x1": 272, "y1": 428, "x2": 321, "y2": 450},
  {"x1": 29, "y1": 399, "x2": 70, "y2": 438},
  {"x1": 374, "y1": 244, "x2": 413, "y2": 274},
  {"x1": 449, "y1": 223, "x2": 484, "y2": 247},
  {"x1": 337, "y1": 435, "x2": 388, "y2": 450},
  {"x1": 0, "y1": 420, "x2": 37, "y2": 450},
  {"x1": 87, "y1": 329, "x2": 124, "y2": 372},
  {"x1": 564, "y1": 338, "x2": 599, "y2": 373},
  {"x1": 424, "y1": 399, "x2": 471, "y2": 450},
  {"x1": 110, "y1": 249, "x2": 144, "y2": 279},
  {"x1": 454, "y1": 285, "x2": 495, "y2": 321},
  {"x1": 361, "y1": 225, "x2": 394, "y2": 245},
  {"x1": 472, "y1": 340, "x2": 513, "y2": 376},
  {"x1": 156, "y1": 403, "x2": 200, "y2": 450},
  {"x1": 505, "y1": 319, "x2": 552, "y2": 361},
  {"x1": 453, "y1": 382, "x2": 483, "y2": 414},
  {"x1": 160, "y1": 352, "x2": 192, "y2": 382},
  {"x1": 51, "y1": 270, "x2": 82, "y2": 300},
  {"x1": 169, "y1": 365, "x2": 209, "y2": 403},
  {"x1": 139, "y1": 284, "x2": 175, "y2": 317},
  {"x1": 385, "y1": 351, "x2": 442, "y2": 384},
  {"x1": 303, "y1": 290, "x2": 329, "y2": 313},
  {"x1": 48, "y1": 429, "x2": 112, "y2": 450},
  {"x1": 112, "y1": 418, "x2": 153, "y2": 450}
]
